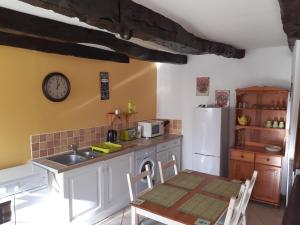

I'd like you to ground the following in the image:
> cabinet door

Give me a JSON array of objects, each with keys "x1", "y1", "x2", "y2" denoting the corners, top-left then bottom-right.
[
  {"x1": 104, "y1": 153, "x2": 134, "y2": 208},
  {"x1": 252, "y1": 163, "x2": 281, "y2": 205},
  {"x1": 65, "y1": 163, "x2": 104, "y2": 221},
  {"x1": 229, "y1": 159, "x2": 254, "y2": 182}
]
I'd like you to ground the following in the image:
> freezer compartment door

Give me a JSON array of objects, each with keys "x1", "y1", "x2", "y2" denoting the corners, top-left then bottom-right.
[{"x1": 192, "y1": 154, "x2": 220, "y2": 176}]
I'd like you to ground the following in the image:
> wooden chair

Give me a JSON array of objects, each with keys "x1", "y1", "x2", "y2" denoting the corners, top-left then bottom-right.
[
  {"x1": 222, "y1": 181, "x2": 248, "y2": 225},
  {"x1": 239, "y1": 170, "x2": 258, "y2": 225},
  {"x1": 126, "y1": 164, "x2": 153, "y2": 201},
  {"x1": 221, "y1": 170, "x2": 258, "y2": 225},
  {"x1": 158, "y1": 154, "x2": 178, "y2": 183},
  {"x1": 126, "y1": 165, "x2": 163, "y2": 225}
]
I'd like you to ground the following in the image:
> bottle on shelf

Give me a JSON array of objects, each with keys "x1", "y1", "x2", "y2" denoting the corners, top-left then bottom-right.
[
  {"x1": 127, "y1": 100, "x2": 135, "y2": 113},
  {"x1": 272, "y1": 117, "x2": 279, "y2": 128}
]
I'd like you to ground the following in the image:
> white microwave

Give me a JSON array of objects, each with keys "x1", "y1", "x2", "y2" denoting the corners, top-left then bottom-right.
[{"x1": 138, "y1": 120, "x2": 164, "y2": 138}]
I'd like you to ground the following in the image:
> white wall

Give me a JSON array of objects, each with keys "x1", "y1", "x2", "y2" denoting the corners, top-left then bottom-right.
[
  {"x1": 286, "y1": 41, "x2": 300, "y2": 198},
  {"x1": 157, "y1": 46, "x2": 292, "y2": 192}
]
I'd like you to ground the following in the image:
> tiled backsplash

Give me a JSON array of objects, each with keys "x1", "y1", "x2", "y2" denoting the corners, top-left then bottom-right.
[
  {"x1": 30, "y1": 119, "x2": 182, "y2": 159},
  {"x1": 165, "y1": 119, "x2": 182, "y2": 135}
]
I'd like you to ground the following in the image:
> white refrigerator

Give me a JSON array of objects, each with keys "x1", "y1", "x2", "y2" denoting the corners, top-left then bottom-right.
[{"x1": 192, "y1": 107, "x2": 229, "y2": 176}]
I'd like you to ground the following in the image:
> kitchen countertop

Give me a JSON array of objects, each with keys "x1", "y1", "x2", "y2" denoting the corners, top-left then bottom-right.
[
  {"x1": 0, "y1": 162, "x2": 46, "y2": 186},
  {"x1": 0, "y1": 162, "x2": 48, "y2": 198},
  {"x1": 32, "y1": 134, "x2": 182, "y2": 173}
]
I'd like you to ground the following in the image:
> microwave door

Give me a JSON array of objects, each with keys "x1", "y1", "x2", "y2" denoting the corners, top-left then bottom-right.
[{"x1": 152, "y1": 125, "x2": 159, "y2": 135}]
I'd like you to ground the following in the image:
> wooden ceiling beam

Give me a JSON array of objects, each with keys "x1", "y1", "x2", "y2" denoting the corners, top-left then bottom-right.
[
  {"x1": 0, "y1": 7, "x2": 187, "y2": 64},
  {"x1": 19, "y1": 0, "x2": 245, "y2": 58},
  {"x1": 0, "y1": 31, "x2": 129, "y2": 63},
  {"x1": 278, "y1": 0, "x2": 300, "y2": 50}
]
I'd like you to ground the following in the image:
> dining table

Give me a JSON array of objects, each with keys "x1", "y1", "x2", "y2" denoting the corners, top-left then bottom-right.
[{"x1": 130, "y1": 170, "x2": 241, "y2": 225}]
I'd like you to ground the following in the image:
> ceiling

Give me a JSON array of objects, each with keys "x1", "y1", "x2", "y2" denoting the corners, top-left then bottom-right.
[
  {"x1": 133, "y1": 0, "x2": 288, "y2": 50},
  {"x1": 0, "y1": 0, "x2": 288, "y2": 52}
]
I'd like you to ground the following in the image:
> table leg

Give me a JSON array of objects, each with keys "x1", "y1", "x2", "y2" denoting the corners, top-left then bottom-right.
[{"x1": 131, "y1": 206, "x2": 138, "y2": 225}]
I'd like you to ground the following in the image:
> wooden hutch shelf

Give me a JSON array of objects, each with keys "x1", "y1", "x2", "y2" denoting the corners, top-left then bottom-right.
[
  {"x1": 235, "y1": 125, "x2": 286, "y2": 133},
  {"x1": 107, "y1": 112, "x2": 137, "y2": 126},
  {"x1": 236, "y1": 108, "x2": 287, "y2": 112},
  {"x1": 229, "y1": 86, "x2": 289, "y2": 206}
]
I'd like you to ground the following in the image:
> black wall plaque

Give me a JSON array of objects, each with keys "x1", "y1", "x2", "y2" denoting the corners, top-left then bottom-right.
[{"x1": 100, "y1": 72, "x2": 109, "y2": 100}]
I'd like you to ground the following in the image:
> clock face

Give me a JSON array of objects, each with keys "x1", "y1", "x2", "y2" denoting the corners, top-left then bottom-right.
[{"x1": 42, "y1": 72, "x2": 71, "y2": 102}]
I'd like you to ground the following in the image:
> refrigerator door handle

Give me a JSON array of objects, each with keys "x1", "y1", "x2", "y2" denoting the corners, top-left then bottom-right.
[{"x1": 193, "y1": 153, "x2": 219, "y2": 158}]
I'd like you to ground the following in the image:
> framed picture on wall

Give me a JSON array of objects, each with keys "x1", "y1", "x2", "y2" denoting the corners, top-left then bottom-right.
[
  {"x1": 215, "y1": 90, "x2": 230, "y2": 107},
  {"x1": 196, "y1": 77, "x2": 210, "y2": 96}
]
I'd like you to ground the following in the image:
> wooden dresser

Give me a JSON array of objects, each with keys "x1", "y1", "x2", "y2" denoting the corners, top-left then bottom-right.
[{"x1": 229, "y1": 86, "x2": 288, "y2": 206}]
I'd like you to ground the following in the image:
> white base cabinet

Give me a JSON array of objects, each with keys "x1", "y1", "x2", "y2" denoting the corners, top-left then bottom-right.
[
  {"x1": 47, "y1": 138, "x2": 182, "y2": 224},
  {"x1": 51, "y1": 152, "x2": 134, "y2": 224},
  {"x1": 104, "y1": 153, "x2": 134, "y2": 208},
  {"x1": 64, "y1": 162, "x2": 104, "y2": 221}
]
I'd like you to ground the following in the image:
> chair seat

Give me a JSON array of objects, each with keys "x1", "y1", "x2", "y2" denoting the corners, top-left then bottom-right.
[{"x1": 140, "y1": 218, "x2": 164, "y2": 225}]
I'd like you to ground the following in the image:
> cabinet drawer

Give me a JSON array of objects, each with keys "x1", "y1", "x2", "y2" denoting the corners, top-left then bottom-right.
[
  {"x1": 157, "y1": 138, "x2": 181, "y2": 153},
  {"x1": 231, "y1": 150, "x2": 254, "y2": 162},
  {"x1": 256, "y1": 154, "x2": 282, "y2": 167}
]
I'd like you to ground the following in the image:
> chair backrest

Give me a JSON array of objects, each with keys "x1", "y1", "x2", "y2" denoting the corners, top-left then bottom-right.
[
  {"x1": 221, "y1": 171, "x2": 258, "y2": 225},
  {"x1": 223, "y1": 180, "x2": 249, "y2": 225},
  {"x1": 241, "y1": 170, "x2": 258, "y2": 214},
  {"x1": 158, "y1": 154, "x2": 178, "y2": 183},
  {"x1": 126, "y1": 164, "x2": 153, "y2": 201}
]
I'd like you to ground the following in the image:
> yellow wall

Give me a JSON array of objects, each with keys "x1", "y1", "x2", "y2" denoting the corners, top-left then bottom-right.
[{"x1": 0, "y1": 45, "x2": 157, "y2": 169}]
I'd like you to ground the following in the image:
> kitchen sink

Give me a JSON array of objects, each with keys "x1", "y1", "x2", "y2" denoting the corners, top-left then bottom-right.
[
  {"x1": 48, "y1": 153, "x2": 89, "y2": 165},
  {"x1": 78, "y1": 149, "x2": 103, "y2": 158}
]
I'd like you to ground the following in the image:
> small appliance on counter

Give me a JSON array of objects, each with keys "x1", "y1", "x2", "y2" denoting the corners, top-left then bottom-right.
[
  {"x1": 138, "y1": 120, "x2": 164, "y2": 138},
  {"x1": 120, "y1": 128, "x2": 137, "y2": 141},
  {"x1": 107, "y1": 129, "x2": 117, "y2": 142}
]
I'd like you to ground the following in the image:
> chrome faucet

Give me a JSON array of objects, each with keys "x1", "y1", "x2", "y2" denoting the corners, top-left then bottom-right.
[{"x1": 70, "y1": 144, "x2": 78, "y2": 154}]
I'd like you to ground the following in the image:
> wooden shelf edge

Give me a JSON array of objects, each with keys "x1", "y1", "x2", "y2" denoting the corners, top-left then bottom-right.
[
  {"x1": 107, "y1": 112, "x2": 138, "y2": 115},
  {"x1": 107, "y1": 112, "x2": 138, "y2": 126},
  {"x1": 231, "y1": 145, "x2": 285, "y2": 156},
  {"x1": 235, "y1": 125, "x2": 286, "y2": 132},
  {"x1": 235, "y1": 108, "x2": 287, "y2": 112},
  {"x1": 236, "y1": 86, "x2": 289, "y2": 94}
]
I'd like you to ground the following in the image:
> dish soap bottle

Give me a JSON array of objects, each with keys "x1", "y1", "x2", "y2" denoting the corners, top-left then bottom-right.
[{"x1": 127, "y1": 100, "x2": 134, "y2": 113}]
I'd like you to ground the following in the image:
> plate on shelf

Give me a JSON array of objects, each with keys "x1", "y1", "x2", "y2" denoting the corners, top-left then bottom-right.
[{"x1": 265, "y1": 145, "x2": 282, "y2": 152}]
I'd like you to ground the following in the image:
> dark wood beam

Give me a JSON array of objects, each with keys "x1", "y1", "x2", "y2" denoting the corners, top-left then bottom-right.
[
  {"x1": 278, "y1": 0, "x2": 300, "y2": 50},
  {"x1": 0, "y1": 7, "x2": 187, "y2": 64},
  {"x1": 0, "y1": 31, "x2": 129, "y2": 63},
  {"x1": 19, "y1": 0, "x2": 245, "y2": 58}
]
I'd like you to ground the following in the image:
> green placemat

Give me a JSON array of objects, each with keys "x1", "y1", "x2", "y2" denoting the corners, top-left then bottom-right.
[
  {"x1": 178, "y1": 194, "x2": 227, "y2": 222},
  {"x1": 202, "y1": 179, "x2": 241, "y2": 199},
  {"x1": 166, "y1": 173, "x2": 205, "y2": 190},
  {"x1": 140, "y1": 184, "x2": 188, "y2": 208}
]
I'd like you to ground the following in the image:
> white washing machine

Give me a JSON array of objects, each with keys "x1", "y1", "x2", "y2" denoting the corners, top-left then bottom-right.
[{"x1": 135, "y1": 146, "x2": 157, "y2": 194}]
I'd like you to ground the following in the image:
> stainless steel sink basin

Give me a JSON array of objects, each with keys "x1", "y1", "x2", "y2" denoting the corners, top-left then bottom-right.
[
  {"x1": 78, "y1": 149, "x2": 102, "y2": 158},
  {"x1": 48, "y1": 154, "x2": 88, "y2": 165}
]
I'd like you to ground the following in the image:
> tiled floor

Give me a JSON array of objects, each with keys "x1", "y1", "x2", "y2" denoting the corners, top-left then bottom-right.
[{"x1": 96, "y1": 202, "x2": 284, "y2": 225}]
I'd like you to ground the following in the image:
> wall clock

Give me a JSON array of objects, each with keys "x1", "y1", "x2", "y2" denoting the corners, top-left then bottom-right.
[{"x1": 42, "y1": 72, "x2": 71, "y2": 102}]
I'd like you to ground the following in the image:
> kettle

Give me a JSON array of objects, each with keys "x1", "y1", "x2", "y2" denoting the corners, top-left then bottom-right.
[
  {"x1": 107, "y1": 130, "x2": 117, "y2": 142},
  {"x1": 238, "y1": 115, "x2": 249, "y2": 126}
]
